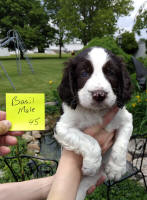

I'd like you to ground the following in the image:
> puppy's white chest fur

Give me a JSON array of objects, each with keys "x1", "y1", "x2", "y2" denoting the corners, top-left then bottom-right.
[{"x1": 59, "y1": 103, "x2": 128, "y2": 132}]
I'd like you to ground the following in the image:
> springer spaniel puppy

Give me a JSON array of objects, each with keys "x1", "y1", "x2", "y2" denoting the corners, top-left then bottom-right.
[{"x1": 55, "y1": 47, "x2": 133, "y2": 200}]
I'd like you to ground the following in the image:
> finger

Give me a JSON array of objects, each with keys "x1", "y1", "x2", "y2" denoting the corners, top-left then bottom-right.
[
  {"x1": 0, "y1": 135, "x2": 17, "y2": 146},
  {"x1": 96, "y1": 176, "x2": 106, "y2": 186},
  {"x1": 7, "y1": 131, "x2": 24, "y2": 136},
  {"x1": 84, "y1": 107, "x2": 118, "y2": 137},
  {"x1": 105, "y1": 131, "x2": 116, "y2": 142},
  {"x1": 101, "y1": 137, "x2": 114, "y2": 154},
  {"x1": 84, "y1": 124, "x2": 101, "y2": 137},
  {"x1": 0, "y1": 146, "x2": 11, "y2": 156},
  {"x1": 94, "y1": 129, "x2": 114, "y2": 144},
  {"x1": 0, "y1": 120, "x2": 11, "y2": 135},
  {"x1": 101, "y1": 106, "x2": 119, "y2": 129},
  {"x1": 0, "y1": 111, "x2": 6, "y2": 121},
  {"x1": 87, "y1": 185, "x2": 96, "y2": 195}
]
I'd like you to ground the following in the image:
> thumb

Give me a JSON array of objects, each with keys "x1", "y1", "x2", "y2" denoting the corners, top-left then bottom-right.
[{"x1": 0, "y1": 120, "x2": 11, "y2": 135}]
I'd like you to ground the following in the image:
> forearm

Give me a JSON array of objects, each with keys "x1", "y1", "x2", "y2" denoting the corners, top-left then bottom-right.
[
  {"x1": 47, "y1": 150, "x2": 82, "y2": 200},
  {"x1": 0, "y1": 176, "x2": 54, "y2": 200}
]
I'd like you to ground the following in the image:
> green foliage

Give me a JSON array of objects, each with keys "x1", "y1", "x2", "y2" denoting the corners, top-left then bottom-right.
[
  {"x1": 43, "y1": 1, "x2": 70, "y2": 40},
  {"x1": 86, "y1": 179, "x2": 147, "y2": 200},
  {"x1": 0, "y1": 137, "x2": 56, "y2": 183},
  {"x1": 45, "y1": 80, "x2": 62, "y2": 115},
  {"x1": 0, "y1": 137, "x2": 29, "y2": 183},
  {"x1": 137, "y1": 56, "x2": 147, "y2": 71},
  {"x1": 58, "y1": 0, "x2": 134, "y2": 45},
  {"x1": 120, "y1": 32, "x2": 138, "y2": 54},
  {"x1": 128, "y1": 70, "x2": 147, "y2": 135},
  {"x1": 82, "y1": 37, "x2": 134, "y2": 73},
  {"x1": 130, "y1": 73, "x2": 139, "y2": 92},
  {"x1": 127, "y1": 89, "x2": 147, "y2": 134},
  {"x1": 133, "y1": 3, "x2": 147, "y2": 35},
  {"x1": 0, "y1": 0, "x2": 56, "y2": 52},
  {"x1": 45, "y1": 104, "x2": 60, "y2": 115},
  {"x1": 44, "y1": 0, "x2": 70, "y2": 58},
  {"x1": 142, "y1": 56, "x2": 147, "y2": 68}
]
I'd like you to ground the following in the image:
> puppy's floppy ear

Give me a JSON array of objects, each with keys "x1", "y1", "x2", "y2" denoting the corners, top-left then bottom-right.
[
  {"x1": 117, "y1": 58, "x2": 132, "y2": 108},
  {"x1": 58, "y1": 59, "x2": 78, "y2": 109}
]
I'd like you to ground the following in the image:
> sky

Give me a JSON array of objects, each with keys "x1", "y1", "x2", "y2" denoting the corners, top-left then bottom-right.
[{"x1": 117, "y1": 0, "x2": 147, "y2": 41}]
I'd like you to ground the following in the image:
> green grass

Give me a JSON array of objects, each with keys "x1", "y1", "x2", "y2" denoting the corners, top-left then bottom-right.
[
  {"x1": 0, "y1": 53, "x2": 70, "y2": 60},
  {"x1": 0, "y1": 54, "x2": 70, "y2": 109}
]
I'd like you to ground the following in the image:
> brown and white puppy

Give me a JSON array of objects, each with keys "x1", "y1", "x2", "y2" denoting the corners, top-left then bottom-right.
[{"x1": 55, "y1": 47, "x2": 133, "y2": 200}]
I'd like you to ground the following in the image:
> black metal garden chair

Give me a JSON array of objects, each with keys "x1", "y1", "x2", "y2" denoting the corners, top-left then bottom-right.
[{"x1": 105, "y1": 133, "x2": 147, "y2": 200}]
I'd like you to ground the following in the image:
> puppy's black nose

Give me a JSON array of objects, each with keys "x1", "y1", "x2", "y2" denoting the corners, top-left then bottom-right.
[{"x1": 92, "y1": 90, "x2": 107, "y2": 102}]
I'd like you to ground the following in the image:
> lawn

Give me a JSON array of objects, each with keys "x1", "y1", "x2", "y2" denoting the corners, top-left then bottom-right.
[{"x1": 0, "y1": 54, "x2": 70, "y2": 109}]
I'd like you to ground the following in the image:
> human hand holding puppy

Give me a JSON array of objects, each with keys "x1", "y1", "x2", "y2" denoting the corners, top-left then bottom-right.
[
  {"x1": 47, "y1": 106, "x2": 118, "y2": 200},
  {"x1": 0, "y1": 107, "x2": 117, "y2": 200}
]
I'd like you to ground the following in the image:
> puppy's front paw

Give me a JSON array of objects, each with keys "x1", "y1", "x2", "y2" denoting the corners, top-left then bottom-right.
[
  {"x1": 81, "y1": 140, "x2": 102, "y2": 176},
  {"x1": 82, "y1": 156, "x2": 102, "y2": 176},
  {"x1": 105, "y1": 149, "x2": 127, "y2": 181},
  {"x1": 82, "y1": 155, "x2": 102, "y2": 176},
  {"x1": 105, "y1": 159, "x2": 126, "y2": 181}
]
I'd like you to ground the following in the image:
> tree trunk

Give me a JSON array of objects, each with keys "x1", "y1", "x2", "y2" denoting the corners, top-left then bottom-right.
[
  {"x1": 20, "y1": 50, "x2": 24, "y2": 59},
  {"x1": 59, "y1": 38, "x2": 63, "y2": 58},
  {"x1": 38, "y1": 46, "x2": 45, "y2": 53},
  {"x1": 59, "y1": 44, "x2": 62, "y2": 58}
]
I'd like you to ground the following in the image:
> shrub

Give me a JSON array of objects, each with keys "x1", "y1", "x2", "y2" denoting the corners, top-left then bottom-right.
[
  {"x1": 142, "y1": 56, "x2": 147, "y2": 68},
  {"x1": 82, "y1": 37, "x2": 134, "y2": 73},
  {"x1": 127, "y1": 90, "x2": 147, "y2": 134},
  {"x1": 130, "y1": 73, "x2": 142, "y2": 92},
  {"x1": 137, "y1": 56, "x2": 147, "y2": 69},
  {"x1": 45, "y1": 80, "x2": 62, "y2": 115},
  {"x1": 120, "y1": 32, "x2": 138, "y2": 54}
]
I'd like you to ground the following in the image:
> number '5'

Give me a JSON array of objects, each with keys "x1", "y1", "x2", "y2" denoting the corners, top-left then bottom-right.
[{"x1": 34, "y1": 118, "x2": 40, "y2": 125}]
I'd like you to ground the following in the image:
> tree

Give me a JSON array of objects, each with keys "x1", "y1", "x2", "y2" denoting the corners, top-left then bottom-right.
[
  {"x1": 44, "y1": 0, "x2": 70, "y2": 58},
  {"x1": 0, "y1": 0, "x2": 56, "y2": 53},
  {"x1": 119, "y1": 31, "x2": 138, "y2": 54},
  {"x1": 57, "y1": 0, "x2": 134, "y2": 45},
  {"x1": 133, "y1": 1, "x2": 147, "y2": 35}
]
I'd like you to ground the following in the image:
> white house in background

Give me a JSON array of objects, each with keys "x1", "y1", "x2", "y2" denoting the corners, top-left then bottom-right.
[
  {"x1": 49, "y1": 42, "x2": 84, "y2": 53},
  {"x1": 0, "y1": 41, "x2": 84, "y2": 56},
  {"x1": 64, "y1": 43, "x2": 84, "y2": 52},
  {"x1": 0, "y1": 47, "x2": 10, "y2": 56},
  {"x1": 135, "y1": 39, "x2": 147, "y2": 58}
]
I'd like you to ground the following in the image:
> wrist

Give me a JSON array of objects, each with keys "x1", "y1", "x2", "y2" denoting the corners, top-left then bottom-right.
[
  {"x1": 47, "y1": 150, "x2": 83, "y2": 200},
  {"x1": 62, "y1": 149, "x2": 83, "y2": 170}
]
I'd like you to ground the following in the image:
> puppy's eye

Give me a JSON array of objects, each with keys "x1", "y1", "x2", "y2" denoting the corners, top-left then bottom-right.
[
  {"x1": 80, "y1": 71, "x2": 89, "y2": 78},
  {"x1": 105, "y1": 69, "x2": 115, "y2": 76}
]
